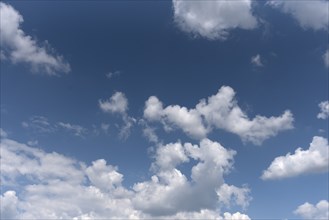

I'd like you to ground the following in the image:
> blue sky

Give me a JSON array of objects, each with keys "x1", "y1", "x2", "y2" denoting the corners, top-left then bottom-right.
[{"x1": 0, "y1": 1, "x2": 328, "y2": 219}]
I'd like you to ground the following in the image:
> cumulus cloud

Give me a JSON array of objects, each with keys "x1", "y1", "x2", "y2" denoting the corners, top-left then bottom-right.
[
  {"x1": 0, "y1": 136, "x2": 250, "y2": 219},
  {"x1": 99, "y1": 92, "x2": 128, "y2": 114},
  {"x1": 172, "y1": 0, "x2": 258, "y2": 40},
  {"x1": 268, "y1": 0, "x2": 328, "y2": 31},
  {"x1": 0, "y1": 2, "x2": 70, "y2": 75},
  {"x1": 0, "y1": 191, "x2": 19, "y2": 219},
  {"x1": 294, "y1": 200, "x2": 329, "y2": 219},
  {"x1": 261, "y1": 136, "x2": 329, "y2": 180},
  {"x1": 144, "y1": 86, "x2": 294, "y2": 145},
  {"x1": 251, "y1": 54, "x2": 263, "y2": 67},
  {"x1": 324, "y1": 50, "x2": 329, "y2": 68},
  {"x1": 134, "y1": 138, "x2": 251, "y2": 216},
  {"x1": 223, "y1": 212, "x2": 251, "y2": 220},
  {"x1": 317, "y1": 101, "x2": 329, "y2": 119},
  {"x1": 99, "y1": 92, "x2": 136, "y2": 139}
]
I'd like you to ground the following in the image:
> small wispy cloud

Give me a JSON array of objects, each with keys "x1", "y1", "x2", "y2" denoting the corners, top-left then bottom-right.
[
  {"x1": 105, "y1": 70, "x2": 121, "y2": 80},
  {"x1": 57, "y1": 122, "x2": 88, "y2": 137},
  {"x1": 251, "y1": 54, "x2": 263, "y2": 67}
]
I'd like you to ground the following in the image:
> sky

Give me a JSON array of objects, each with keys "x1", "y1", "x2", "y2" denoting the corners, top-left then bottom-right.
[{"x1": 0, "y1": 0, "x2": 328, "y2": 219}]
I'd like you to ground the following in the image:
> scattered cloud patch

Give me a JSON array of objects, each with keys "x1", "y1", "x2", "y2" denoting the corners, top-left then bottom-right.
[
  {"x1": 106, "y1": 70, "x2": 121, "y2": 79},
  {"x1": 99, "y1": 92, "x2": 136, "y2": 139},
  {"x1": 144, "y1": 86, "x2": 293, "y2": 145},
  {"x1": 317, "y1": 101, "x2": 329, "y2": 119},
  {"x1": 323, "y1": 50, "x2": 329, "y2": 68},
  {"x1": 99, "y1": 92, "x2": 128, "y2": 115},
  {"x1": 217, "y1": 183, "x2": 251, "y2": 210},
  {"x1": 294, "y1": 200, "x2": 329, "y2": 219},
  {"x1": 0, "y1": 128, "x2": 8, "y2": 138},
  {"x1": 251, "y1": 54, "x2": 263, "y2": 67},
  {"x1": 0, "y1": 136, "x2": 250, "y2": 219},
  {"x1": 57, "y1": 122, "x2": 87, "y2": 137},
  {"x1": 261, "y1": 136, "x2": 329, "y2": 180},
  {"x1": 27, "y1": 140, "x2": 38, "y2": 146},
  {"x1": 100, "y1": 123, "x2": 110, "y2": 134},
  {"x1": 21, "y1": 116, "x2": 55, "y2": 133},
  {"x1": 21, "y1": 116, "x2": 87, "y2": 138},
  {"x1": 0, "y1": 3, "x2": 70, "y2": 75},
  {"x1": 267, "y1": 0, "x2": 328, "y2": 31},
  {"x1": 172, "y1": 0, "x2": 258, "y2": 40}
]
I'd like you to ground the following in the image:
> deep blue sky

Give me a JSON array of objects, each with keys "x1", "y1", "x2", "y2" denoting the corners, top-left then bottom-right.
[{"x1": 1, "y1": 1, "x2": 328, "y2": 219}]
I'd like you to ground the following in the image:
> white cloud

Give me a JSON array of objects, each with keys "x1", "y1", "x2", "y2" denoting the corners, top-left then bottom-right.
[
  {"x1": 324, "y1": 50, "x2": 329, "y2": 68},
  {"x1": 294, "y1": 200, "x2": 329, "y2": 219},
  {"x1": 144, "y1": 86, "x2": 294, "y2": 145},
  {"x1": 99, "y1": 92, "x2": 136, "y2": 139},
  {"x1": 268, "y1": 0, "x2": 328, "y2": 31},
  {"x1": 0, "y1": 191, "x2": 19, "y2": 219},
  {"x1": 100, "y1": 123, "x2": 110, "y2": 134},
  {"x1": 261, "y1": 136, "x2": 329, "y2": 180},
  {"x1": 58, "y1": 122, "x2": 87, "y2": 137},
  {"x1": 106, "y1": 70, "x2": 121, "y2": 79},
  {"x1": 27, "y1": 140, "x2": 38, "y2": 146},
  {"x1": 251, "y1": 54, "x2": 263, "y2": 67},
  {"x1": 0, "y1": 136, "x2": 250, "y2": 219},
  {"x1": 172, "y1": 0, "x2": 258, "y2": 40},
  {"x1": 119, "y1": 115, "x2": 136, "y2": 140},
  {"x1": 99, "y1": 92, "x2": 128, "y2": 115},
  {"x1": 0, "y1": 2, "x2": 70, "y2": 75},
  {"x1": 143, "y1": 125, "x2": 159, "y2": 144},
  {"x1": 0, "y1": 128, "x2": 8, "y2": 138},
  {"x1": 133, "y1": 139, "x2": 250, "y2": 216},
  {"x1": 223, "y1": 212, "x2": 251, "y2": 220},
  {"x1": 318, "y1": 101, "x2": 329, "y2": 119},
  {"x1": 217, "y1": 184, "x2": 251, "y2": 209},
  {"x1": 21, "y1": 116, "x2": 87, "y2": 137},
  {"x1": 22, "y1": 115, "x2": 55, "y2": 133}
]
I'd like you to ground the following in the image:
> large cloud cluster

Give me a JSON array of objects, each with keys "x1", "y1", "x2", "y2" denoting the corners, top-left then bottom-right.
[
  {"x1": 144, "y1": 86, "x2": 294, "y2": 145},
  {"x1": 0, "y1": 136, "x2": 250, "y2": 219}
]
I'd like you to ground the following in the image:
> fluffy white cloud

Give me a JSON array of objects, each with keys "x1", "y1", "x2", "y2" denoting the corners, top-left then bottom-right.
[
  {"x1": 324, "y1": 50, "x2": 329, "y2": 68},
  {"x1": 99, "y1": 92, "x2": 136, "y2": 139},
  {"x1": 261, "y1": 136, "x2": 329, "y2": 180},
  {"x1": 144, "y1": 96, "x2": 208, "y2": 139},
  {"x1": 172, "y1": 0, "x2": 258, "y2": 40},
  {"x1": 223, "y1": 212, "x2": 251, "y2": 220},
  {"x1": 268, "y1": 0, "x2": 328, "y2": 31},
  {"x1": 294, "y1": 200, "x2": 329, "y2": 219},
  {"x1": 318, "y1": 101, "x2": 329, "y2": 119},
  {"x1": 144, "y1": 86, "x2": 293, "y2": 145},
  {"x1": 0, "y1": 136, "x2": 250, "y2": 219},
  {"x1": 58, "y1": 122, "x2": 88, "y2": 137},
  {"x1": 251, "y1": 54, "x2": 263, "y2": 67},
  {"x1": 99, "y1": 92, "x2": 128, "y2": 114},
  {"x1": 0, "y1": 3, "x2": 70, "y2": 75},
  {"x1": 133, "y1": 139, "x2": 250, "y2": 216},
  {"x1": 0, "y1": 191, "x2": 19, "y2": 219},
  {"x1": 217, "y1": 184, "x2": 251, "y2": 209}
]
